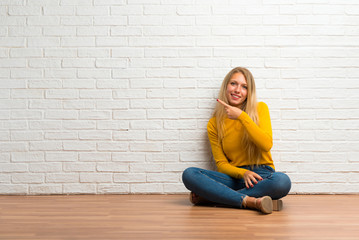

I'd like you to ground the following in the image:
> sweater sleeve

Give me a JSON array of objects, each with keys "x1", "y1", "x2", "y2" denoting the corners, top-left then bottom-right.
[
  {"x1": 207, "y1": 119, "x2": 248, "y2": 179},
  {"x1": 237, "y1": 102, "x2": 273, "y2": 152}
]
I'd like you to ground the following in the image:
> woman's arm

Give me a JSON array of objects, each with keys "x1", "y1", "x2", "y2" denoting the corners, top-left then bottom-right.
[
  {"x1": 237, "y1": 102, "x2": 273, "y2": 152},
  {"x1": 217, "y1": 99, "x2": 272, "y2": 152},
  {"x1": 207, "y1": 120, "x2": 248, "y2": 179}
]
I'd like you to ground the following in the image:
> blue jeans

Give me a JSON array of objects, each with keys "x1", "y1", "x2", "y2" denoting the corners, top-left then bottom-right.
[{"x1": 182, "y1": 165, "x2": 291, "y2": 208}]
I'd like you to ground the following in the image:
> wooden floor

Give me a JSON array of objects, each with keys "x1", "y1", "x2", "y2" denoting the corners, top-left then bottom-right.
[{"x1": 0, "y1": 195, "x2": 358, "y2": 240}]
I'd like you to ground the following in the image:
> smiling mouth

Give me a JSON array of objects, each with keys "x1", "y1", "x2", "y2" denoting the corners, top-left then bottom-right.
[{"x1": 231, "y1": 94, "x2": 240, "y2": 99}]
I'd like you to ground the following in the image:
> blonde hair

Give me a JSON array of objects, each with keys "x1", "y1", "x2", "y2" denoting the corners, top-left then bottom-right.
[{"x1": 213, "y1": 67, "x2": 261, "y2": 166}]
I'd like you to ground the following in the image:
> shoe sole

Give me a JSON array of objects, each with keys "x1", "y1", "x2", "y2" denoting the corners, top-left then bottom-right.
[
  {"x1": 260, "y1": 196, "x2": 273, "y2": 214},
  {"x1": 189, "y1": 192, "x2": 198, "y2": 205},
  {"x1": 273, "y1": 199, "x2": 283, "y2": 211}
]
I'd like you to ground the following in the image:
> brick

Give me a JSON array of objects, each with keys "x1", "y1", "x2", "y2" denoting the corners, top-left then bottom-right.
[
  {"x1": 95, "y1": 58, "x2": 127, "y2": 68},
  {"x1": 147, "y1": 130, "x2": 179, "y2": 141},
  {"x1": 96, "y1": 100, "x2": 129, "y2": 109},
  {"x1": 113, "y1": 130, "x2": 146, "y2": 141},
  {"x1": 0, "y1": 174, "x2": 10, "y2": 183},
  {"x1": 146, "y1": 153, "x2": 179, "y2": 162},
  {"x1": 79, "y1": 89, "x2": 112, "y2": 98},
  {"x1": 9, "y1": 6, "x2": 42, "y2": 16},
  {"x1": 112, "y1": 152, "x2": 145, "y2": 162},
  {"x1": 79, "y1": 111, "x2": 111, "y2": 120},
  {"x1": 0, "y1": 131, "x2": 9, "y2": 141},
  {"x1": 180, "y1": 151, "x2": 211, "y2": 162},
  {"x1": 78, "y1": 69, "x2": 111, "y2": 79},
  {"x1": 11, "y1": 110, "x2": 42, "y2": 122},
  {"x1": 0, "y1": 0, "x2": 24, "y2": 5},
  {"x1": 147, "y1": 89, "x2": 179, "y2": 98},
  {"x1": 61, "y1": 37, "x2": 95, "y2": 47},
  {"x1": 30, "y1": 185, "x2": 62, "y2": 195},
  {"x1": 114, "y1": 173, "x2": 145, "y2": 183},
  {"x1": 63, "y1": 100, "x2": 95, "y2": 109},
  {"x1": 43, "y1": 6, "x2": 75, "y2": 15},
  {"x1": 164, "y1": 120, "x2": 197, "y2": 130},
  {"x1": 130, "y1": 183, "x2": 163, "y2": 194},
  {"x1": 143, "y1": 26, "x2": 177, "y2": 36},
  {"x1": 111, "y1": 5, "x2": 142, "y2": 15},
  {"x1": 11, "y1": 69, "x2": 42, "y2": 79},
  {"x1": 164, "y1": 184, "x2": 187, "y2": 193},
  {"x1": 163, "y1": 142, "x2": 197, "y2": 152},
  {"x1": 0, "y1": 163, "x2": 28, "y2": 173},
  {"x1": 113, "y1": 110, "x2": 146, "y2": 120},
  {"x1": 96, "y1": 79, "x2": 129, "y2": 89},
  {"x1": 44, "y1": 69, "x2": 77, "y2": 79},
  {"x1": 63, "y1": 79, "x2": 95, "y2": 89},
  {"x1": 180, "y1": 130, "x2": 207, "y2": 140},
  {"x1": 94, "y1": 16, "x2": 127, "y2": 26},
  {"x1": 61, "y1": 0, "x2": 92, "y2": 5},
  {"x1": 97, "y1": 184, "x2": 129, "y2": 194},
  {"x1": 43, "y1": 26, "x2": 76, "y2": 36},
  {"x1": 129, "y1": 16, "x2": 162, "y2": 26},
  {"x1": 147, "y1": 173, "x2": 179, "y2": 183},
  {"x1": 129, "y1": 142, "x2": 162, "y2": 152},
  {"x1": 12, "y1": 173, "x2": 44, "y2": 184},
  {"x1": 147, "y1": 109, "x2": 180, "y2": 119},
  {"x1": 27, "y1": 16, "x2": 60, "y2": 26},
  {"x1": 28, "y1": 0, "x2": 61, "y2": 6},
  {"x1": 76, "y1": 6, "x2": 109, "y2": 15},
  {"x1": 0, "y1": 120, "x2": 27, "y2": 130},
  {"x1": 80, "y1": 173, "x2": 112, "y2": 183},
  {"x1": 164, "y1": 100, "x2": 197, "y2": 109},
  {"x1": 62, "y1": 58, "x2": 95, "y2": 68},
  {"x1": 46, "y1": 173, "x2": 79, "y2": 183},
  {"x1": 11, "y1": 131, "x2": 43, "y2": 141},
  {"x1": 63, "y1": 184, "x2": 96, "y2": 194},
  {"x1": 112, "y1": 47, "x2": 143, "y2": 57},
  {"x1": 113, "y1": 69, "x2": 145, "y2": 78},
  {"x1": 97, "y1": 142, "x2": 129, "y2": 151},
  {"x1": 27, "y1": 37, "x2": 60, "y2": 47},
  {"x1": 97, "y1": 162, "x2": 128, "y2": 172},
  {"x1": 129, "y1": 37, "x2": 193, "y2": 47},
  {"x1": 130, "y1": 120, "x2": 162, "y2": 130},
  {"x1": 0, "y1": 16, "x2": 26, "y2": 26},
  {"x1": 97, "y1": 120, "x2": 129, "y2": 130},
  {"x1": 78, "y1": 48, "x2": 110, "y2": 57},
  {"x1": 0, "y1": 153, "x2": 10, "y2": 163},
  {"x1": 79, "y1": 152, "x2": 111, "y2": 162},
  {"x1": 30, "y1": 142, "x2": 62, "y2": 151},
  {"x1": 130, "y1": 99, "x2": 162, "y2": 109},
  {"x1": 0, "y1": 142, "x2": 28, "y2": 152},
  {"x1": 145, "y1": 48, "x2": 177, "y2": 57},
  {"x1": 63, "y1": 141, "x2": 96, "y2": 151},
  {"x1": 0, "y1": 185, "x2": 27, "y2": 194},
  {"x1": 45, "y1": 131, "x2": 77, "y2": 140}
]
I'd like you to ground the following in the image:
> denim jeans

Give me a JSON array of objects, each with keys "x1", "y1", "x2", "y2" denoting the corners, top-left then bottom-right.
[{"x1": 182, "y1": 165, "x2": 291, "y2": 208}]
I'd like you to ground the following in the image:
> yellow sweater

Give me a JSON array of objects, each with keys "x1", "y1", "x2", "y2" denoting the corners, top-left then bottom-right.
[{"x1": 207, "y1": 102, "x2": 274, "y2": 179}]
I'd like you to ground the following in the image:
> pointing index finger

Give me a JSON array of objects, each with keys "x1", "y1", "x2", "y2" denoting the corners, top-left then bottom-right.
[{"x1": 217, "y1": 99, "x2": 230, "y2": 108}]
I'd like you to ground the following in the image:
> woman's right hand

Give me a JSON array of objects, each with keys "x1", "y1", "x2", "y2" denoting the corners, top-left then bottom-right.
[{"x1": 243, "y1": 170, "x2": 263, "y2": 189}]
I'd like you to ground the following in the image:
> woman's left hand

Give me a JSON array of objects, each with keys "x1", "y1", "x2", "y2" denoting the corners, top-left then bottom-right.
[
  {"x1": 217, "y1": 99, "x2": 242, "y2": 120},
  {"x1": 243, "y1": 170, "x2": 263, "y2": 189}
]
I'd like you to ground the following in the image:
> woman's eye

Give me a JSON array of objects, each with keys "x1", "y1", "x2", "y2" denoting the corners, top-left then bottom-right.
[
  {"x1": 243, "y1": 86, "x2": 247, "y2": 89},
  {"x1": 231, "y1": 82, "x2": 236, "y2": 86}
]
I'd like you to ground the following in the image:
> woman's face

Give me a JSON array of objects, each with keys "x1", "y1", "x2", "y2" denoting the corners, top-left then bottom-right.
[{"x1": 226, "y1": 72, "x2": 248, "y2": 107}]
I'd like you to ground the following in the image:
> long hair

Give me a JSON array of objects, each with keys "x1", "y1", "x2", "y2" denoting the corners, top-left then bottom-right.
[{"x1": 212, "y1": 67, "x2": 261, "y2": 166}]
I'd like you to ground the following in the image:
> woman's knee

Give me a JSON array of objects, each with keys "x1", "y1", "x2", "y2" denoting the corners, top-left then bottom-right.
[
  {"x1": 182, "y1": 167, "x2": 201, "y2": 186},
  {"x1": 273, "y1": 172, "x2": 291, "y2": 198}
]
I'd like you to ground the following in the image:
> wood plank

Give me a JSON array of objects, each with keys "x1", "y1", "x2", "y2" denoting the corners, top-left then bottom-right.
[{"x1": 0, "y1": 195, "x2": 358, "y2": 239}]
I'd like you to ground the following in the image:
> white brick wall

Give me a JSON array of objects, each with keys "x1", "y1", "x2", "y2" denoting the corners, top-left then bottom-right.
[{"x1": 1, "y1": 0, "x2": 359, "y2": 195}]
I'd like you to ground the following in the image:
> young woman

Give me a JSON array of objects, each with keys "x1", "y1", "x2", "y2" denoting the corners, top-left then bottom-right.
[{"x1": 182, "y1": 67, "x2": 291, "y2": 214}]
